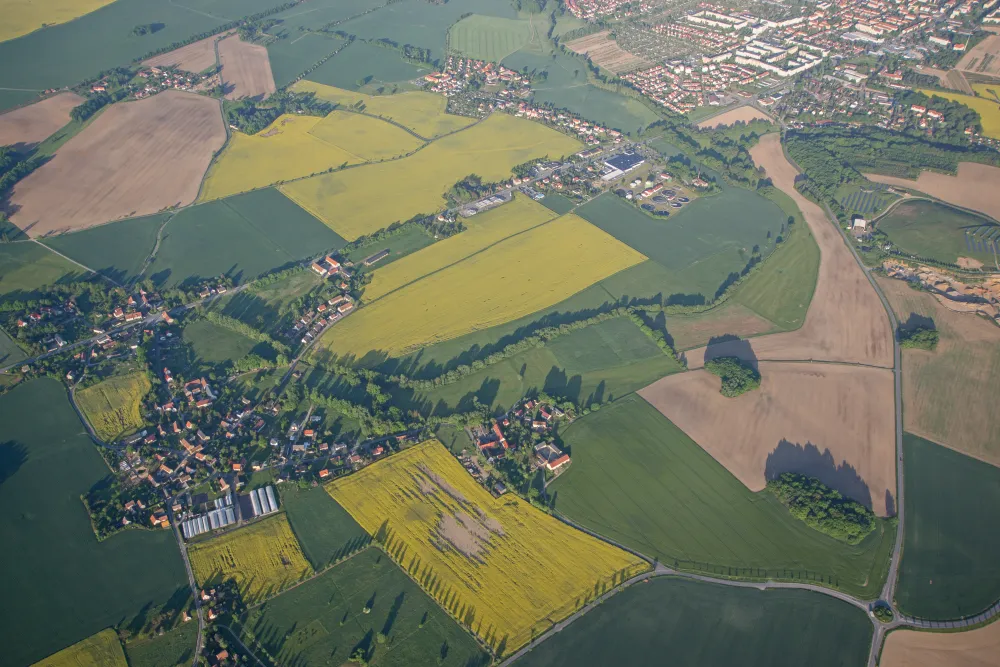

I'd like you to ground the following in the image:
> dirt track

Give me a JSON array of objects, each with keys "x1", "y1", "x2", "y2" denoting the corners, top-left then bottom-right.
[
  {"x1": 865, "y1": 163, "x2": 1000, "y2": 223},
  {"x1": 0, "y1": 93, "x2": 84, "y2": 149},
  {"x1": 143, "y1": 34, "x2": 223, "y2": 73},
  {"x1": 9, "y1": 91, "x2": 225, "y2": 237},
  {"x1": 697, "y1": 105, "x2": 774, "y2": 129},
  {"x1": 684, "y1": 133, "x2": 893, "y2": 368},
  {"x1": 881, "y1": 621, "x2": 1000, "y2": 667},
  {"x1": 638, "y1": 362, "x2": 897, "y2": 515},
  {"x1": 219, "y1": 35, "x2": 276, "y2": 100}
]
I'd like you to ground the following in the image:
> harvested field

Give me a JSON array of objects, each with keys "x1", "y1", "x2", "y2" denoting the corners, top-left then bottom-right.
[
  {"x1": 219, "y1": 34, "x2": 276, "y2": 100},
  {"x1": 638, "y1": 362, "x2": 897, "y2": 516},
  {"x1": 697, "y1": 105, "x2": 774, "y2": 129},
  {"x1": 9, "y1": 91, "x2": 225, "y2": 237},
  {"x1": 667, "y1": 302, "x2": 777, "y2": 351},
  {"x1": 76, "y1": 372, "x2": 152, "y2": 442},
  {"x1": 33, "y1": 628, "x2": 127, "y2": 667},
  {"x1": 882, "y1": 623, "x2": 1000, "y2": 667},
  {"x1": 865, "y1": 162, "x2": 1000, "y2": 223},
  {"x1": 563, "y1": 31, "x2": 648, "y2": 73},
  {"x1": 0, "y1": 0, "x2": 116, "y2": 43},
  {"x1": 957, "y1": 34, "x2": 1000, "y2": 77},
  {"x1": 685, "y1": 134, "x2": 893, "y2": 368},
  {"x1": 143, "y1": 34, "x2": 222, "y2": 73},
  {"x1": 0, "y1": 92, "x2": 83, "y2": 149}
]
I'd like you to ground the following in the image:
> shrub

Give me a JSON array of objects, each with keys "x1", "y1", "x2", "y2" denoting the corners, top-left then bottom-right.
[
  {"x1": 704, "y1": 356, "x2": 761, "y2": 397},
  {"x1": 766, "y1": 473, "x2": 876, "y2": 544},
  {"x1": 899, "y1": 326, "x2": 938, "y2": 351}
]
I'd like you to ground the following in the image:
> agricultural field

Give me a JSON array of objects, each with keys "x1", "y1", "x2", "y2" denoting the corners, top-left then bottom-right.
[
  {"x1": 211, "y1": 269, "x2": 323, "y2": 335},
  {"x1": 0, "y1": 379, "x2": 185, "y2": 666},
  {"x1": 895, "y1": 433, "x2": 1000, "y2": 619},
  {"x1": 0, "y1": 92, "x2": 83, "y2": 149},
  {"x1": 696, "y1": 105, "x2": 774, "y2": 128},
  {"x1": 877, "y1": 199, "x2": 999, "y2": 266},
  {"x1": 513, "y1": 577, "x2": 873, "y2": 667},
  {"x1": 238, "y1": 547, "x2": 488, "y2": 667},
  {"x1": 181, "y1": 319, "x2": 260, "y2": 370},
  {"x1": 448, "y1": 15, "x2": 538, "y2": 62},
  {"x1": 917, "y1": 88, "x2": 1000, "y2": 139},
  {"x1": 538, "y1": 192, "x2": 575, "y2": 215},
  {"x1": 313, "y1": 213, "x2": 644, "y2": 360},
  {"x1": 123, "y1": 622, "x2": 198, "y2": 667},
  {"x1": 548, "y1": 395, "x2": 896, "y2": 598},
  {"x1": 263, "y1": 29, "x2": 346, "y2": 89},
  {"x1": 218, "y1": 34, "x2": 276, "y2": 100},
  {"x1": 836, "y1": 183, "x2": 897, "y2": 216},
  {"x1": 956, "y1": 34, "x2": 1000, "y2": 77},
  {"x1": 0, "y1": 0, "x2": 116, "y2": 43},
  {"x1": 75, "y1": 372, "x2": 152, "y2": 442},
  {"x1": 663, "y1": 303, "x2": 777, "y2": 351},
  {"x1": 344, "y1": 225, "x2": 436, "y2": 266},
  {"x1": 305, "y1": 40, "x2": 431, "y2": 91},
  {"x1": 281, "y1": 113, "x2": 581, "y2": 240},
  {"x1": 281, "y1": 485, "x2": 371, "y2": 569},
  {"x1": 0, "y1": 242, "x2": 80, "y2": 301},
  {"x1": 9, "y1": 91, "x2": 225, "y2": 237},
  {"x1": 327, "y1": 441, "x2": 647, "y2": 654},
  {"x1": 142, "y1": 34, "x2": 223, "y2": 74},
  {"x1": 881, "y1": 621, "x2": 1000, "y2": 667},
  {"x1": 0, "y1": 327, "x2": 27, "y2": 366},
  {"x1": 32, "y1": 629, "x2": 127, "y2": 667},
  {"x1": 866, "y1": 162, "x2": 1000, "y2": 223},
  {"x1": 563, "y1": 31, "x2": 649, "y2": 74},
  {"x1": 188, "y1": 513, "x2": 312, "y2": 603},
  {"x1": 292, "y1": 80, "x2": 475, "y2": 139}
]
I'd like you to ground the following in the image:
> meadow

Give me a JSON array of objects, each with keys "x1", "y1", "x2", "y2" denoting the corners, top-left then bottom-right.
[
  {"x1": 41, "y1": 213, "x2": 167, "y2": 285},
  {"x1": 326, "y1": 441, "x2": 647, "y2": 654},
  {"x1": 894, "y1": 433, "x2": 1000, "y2": 620},
  {"x1": 0, "y1": 327, "x2": 27, "y2": 366},
  {"x1": 0, "y1": 242, "x2": 80, "y2": 300},
  {"x1": 123, "y1": 622, "x2": 198, "y2": 667},
  {"x1": 0, "y1": 379, "x2": 186, "y2": 666},
  {"x1": 32, "y1": 628, "x2": 127, "y2": 667},
  {"x1": 281, "y1": 485, "x2": 371, "y2": 569},
  {"x1": 917, "y1": 88, "x2": 1000, "y2": 139},
  {"x1": 239, "y1": 547, "x2": 488, "y2": 667},
  {"x1": 345, "y1": 225, "x2": 436, "y2": 266},
  {"x1": 547, "y1": 395, "x2": 895, "y2": 598},
  {"x1": 448, "y1": 15, "x2": 537, "y2": 62},
  {"x1": 212, "y1": 269, "x2": 323, "y2": 336},
  {"x1": 188, "y1": 513, "x2": 313, "y2": 603},
  {"x1": 76, "y1": 372, "x2": 152, "y2": 442},
  {"x1": 313, "y1": 213, "x2": 644, "y2": 360},
  {"x1": 876, "y1": 199, "x2": 998, "y2": 266},
  {"x1": 182, "y1": 319, "x2": 260, "y2": 370},
  {"x1": 305, "y1": 40, "x2": 432, "y2": 91},
  {"x1": 513, "y1": 577, "x2": 873, "y2": 667}
]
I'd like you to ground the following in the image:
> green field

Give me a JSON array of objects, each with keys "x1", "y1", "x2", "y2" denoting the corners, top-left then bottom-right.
[
  {"x1": 345, "y1": 226, "x2": 437, "y2": 267},
  {"x1": 538, "y1": 193, "x2": 576, "y2": 215},
  {"x1": 33, "y1": 628, "x2": 127, "y2": 667},
  {"x1": 0, "y1": 326, "x2": 27, "y2": 366},
  {"x1": 182, "y1": 319, "x2": 260, "y2": 369},
  {"x1": 513, "y1": 576, "x2": 872, "y2": 667},
  {"x1": 895, "y1": 433, "x2": 1000, "y2": 620},
  {"x1": 210, "y1": 269, "x2": 323, "y2": 336},
  {"x1": 0, "y1": 242, "x2": 81, "y2": 301},
  {"x1": 877, "y1": 199, "x2": 999, "y2": 265},
  {"x1": 548, "y1": 395, "x2": 895, "y2": 598},
  {"x1": 306, "y1": 40, "x2": 432, "y2": 91},
  {"x1": 282, "y1": 485, "x2": 371, "y2": 570},
  {"x1": 42, "y1": 214, "x2": 166, "y2": 285},
  {"x1": 448, "y1": 15, "x2": 537, "y2": 62},
  {"x1": 238, "y1": 547, "x2": 488, "y2": 667},
  {"x1": 123, "y1": 622, "x2": 198, "y2": 667},
  {"x1": 0, "y1": 379, "x2": 186, "y2": 666},
  {"x1": 265, "y1": 30, "x2": 347, "y2": 88},
  {"x1": 435, "y1": 422, "x2": 474, "y2": 454}
]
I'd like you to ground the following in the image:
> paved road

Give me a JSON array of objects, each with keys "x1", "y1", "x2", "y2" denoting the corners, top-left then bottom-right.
[{"x1": 166, "y1": 502, "x2": 206, "y2": 667}]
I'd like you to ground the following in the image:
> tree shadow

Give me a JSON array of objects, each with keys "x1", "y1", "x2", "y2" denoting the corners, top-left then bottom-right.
[
  {"x1": 765, "y1": 439, "x2": 878, "y2": 511},
  {"x1": 0, "y1": 442, "x2": 27, "y2": 486},
  {"x1": 899, "y1": 313, "x2": 935, "y2": 335},
  {"x1": 700, "y1": 334, "x2": 759, "y2": 370}
]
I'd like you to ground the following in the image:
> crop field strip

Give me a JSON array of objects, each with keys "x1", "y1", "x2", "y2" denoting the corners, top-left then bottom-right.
[
  {"x1": 0, "y1": 241, "x2": 82, "y2": 299},
  {"x1": 123, "y1": 621, "x2": 198, "y2": 667},
  {"x1": 32, "y1": 628, "x2": 128, "y2": 667},
  {"x1": 280, "y1": 485, "x2": 372, "y2": 569},
  {"x1": 865, "y1": 162, "x2": 1000, "y2": 224},
  {"x1": 75, "y1": 372, "x2": 152, "y2": 442},
  {"x1": 881, "y1": 618, "x2": 1000, "y2": 667}
]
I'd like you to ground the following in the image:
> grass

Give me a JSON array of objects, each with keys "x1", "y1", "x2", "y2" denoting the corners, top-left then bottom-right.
[
  {"x1": 345, "y1": 225, "x2": 436, "y2": 266},
  {"x1": 448, "y1": 15, "x2": 537, "y2": 62},
  {"x1": 547, "y1": 395, "x2": 896, "y2": 599},
  {"x1": 538, "y1": 192, "x2": 576, "y2": 215},
  {"x1": 263, "y1": 30, "x2": 347, "y2": 89},
  {"x1": 183, "y1": 319, "x2": 258, "y2": 367},
  {"x1": 42, "y1": 213, "x2": 166, "y2": 285},
  {"x1": 305, "y1": 40, "x2": 432, "y2": 90},
  {"x1": 238, "y1": 547, "x2": 488, "y2": 667},
  {"x1": 281, "y1": 485, "x2": 371, "y2": 570},
  {"x1": 0, "y1": 326, "x2": 27, "y2": 366},
  {"x1": 0, "y1": 242, "x2": 81, "y2": 301},
  {"x1": 0, "y1": 0, "x2": 116, "y2": 43},
  {"x1": 211, "y1": 269, "x2": 323, "y2": 336},
  {"x1": 76, "y1": 372, "x2": 152, "y2": 442},
  {"x1": 877, "y1": 199, "x2": 999, "y2": 266},
  {"x1": 327, "y1": 440, "x2": 647, "y2": 655},
  {"x1": 0, "y1": 379, "x2": 186, "y2": 666},
  {"x1": 32, "y1": 628, "x2": 127, "y2": 667},
  {"x1": 123, "y1": 622, "x2": 198, "y2": 667},
  {"x1": 188, "y1": 512, "x2": 313, "y2": 603},
  {"x1": 895, "y1": 433, "x2": 1000, "y2": 620},
  {"x1": 512, "y1": 576, "x2": 873, "y2": 667},
  {"x1": 918, "y1": 88, "x2": 1000, "y2": 139},
  {"x1": 312, "y1": 213, "x2": 645, "y2": 360},
  {"x1": 435, "y1": 423, "x2": 474, "y2": 454},
  {"x1": 292, "y1": 80, "x2": 475, "y2": 140}
]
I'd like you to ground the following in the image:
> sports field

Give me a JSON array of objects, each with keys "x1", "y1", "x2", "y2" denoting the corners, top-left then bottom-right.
[
  {"x1": 327, "y1": 441, "x2": 647, "y2": 654},
  {"x1": 877, "y1": 199, "x2": 998, "y2": 266},
  {"x1": 547, "y1": 395, "x2": 895, "y2": 598},
  {"x1": 239, "y1": 547, "x2": 487, "y2": 667},
  {"x1": 0, "y1": 242, "x2": 79, "y2": 300},
  {"x1": 32, "y1": 628, "x2": 127, "y2": 667},
  {"x1": 305, "y1": 39, "x2": 431, "y2": 91},
  {"x1": 188, "y1": 513, "x2": 312, "y2": 603},
  {"x1": 0, "y1": 0, "x2": 116, "y2": 43},
  {"x1": 314, "y1": 214, "x2": 645, "y2": 360},
  {"x1": 281, "y1": 485, "x2": 371, "y2": 569},
  {"x1": 448, "y1": 15, "x2": 537, "y2": 62},
  {"x1": 917, "y1": 88, "x2": 1000, "y2": 139},
  {"x1": 895, "y1": 433, "x2": 1000, "y2": 620},
  {"x1": 123, "y1": 622, "x2": 198, "y2": 667},
  {"x1": 76, "y1": 372, "x2": 152, "y2": 442},
  {"x1": 513, "y1": 577, "x2": 872, "y2": 667}
]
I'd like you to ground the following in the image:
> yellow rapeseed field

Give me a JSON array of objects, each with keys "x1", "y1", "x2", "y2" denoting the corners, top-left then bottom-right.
[
  {"x1": 364, "y1": 194, "x2": 557, "y2": 301},
  {"x1": 1, "y1": 0, "x2": 116, "y2": 43},
  {"x1": 281, "y1": 113, "x2": 582, "y2": 240},
  {"x1": 188, "y1": 513, "x2": 312, "y2": 603},
  {"x1": 315, "y1": 213, "x2": 645, "y2": 359},
  {"x1": 291, "y1": 80, "x2": 475, "y2": 139},
  {"x1": 327, "y1": 441, "x2": 647, "y2": 654},
  {"x1": 32, "y1": 628, "x2": 127, "y2": 667},
  {"x1": 76, "y1": 372, "x2": 151, "y2": 442},
  {"x1": 309, "y1": 110, "x2": 423, "y2": 160},
  {"x1": 918, "y1": 88, "x2": 1000, "y2": 140}
]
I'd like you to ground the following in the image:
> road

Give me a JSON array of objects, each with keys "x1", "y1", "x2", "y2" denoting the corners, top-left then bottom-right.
[{"x1": 166, "y1": 502, "x2": 206, "y2": 667}]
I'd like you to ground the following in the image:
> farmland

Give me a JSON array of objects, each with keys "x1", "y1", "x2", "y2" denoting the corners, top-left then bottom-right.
[
  {"x1": 123, "y1": 622, "x2": 198, "y2": 667},
  {"x1": 188, "y1": 513, "x2": 313, "y2": 603},
  {"x1": 836, "y1": 183, "x2": 897, "y2": 217},
  {"x1": 917, "y1": 88, "x2": 1000, "y2": 139},
  {"x1": 0, "y1": 92, "x2": 83, "y2": 149},
  {"x1": 211, "y1": 269, "x2": 324, "y2": 336},
  {"x1": 448, "y1": 15, "x2": 538, "y2": 62},
  {"x1": 281, "y1": 485, "x2": 371, "y2": 569},
  {"x1": 219, "y1": 34, "x2": 276, "y2": 100},
  {"x1": 957, "y1": 35, "x2": 1000, "y2": 77},
  {"x1": 563, "y1": 31, "x2": 648, "y2": 74},
  {"x1": 307, "y1": 110, "x2": 424, "y2": 160},
  {"x1": 313, "y1": 214, "x2": 645, "y2": 360},
  {"x1": 32, "y1": 629, "x2": 127, "y2": 667},
  {"x1": 326, "y1": 441, "x2": 647, "y2": 654},
  {"x1": 345, "y1": 225, "x2": 436, "y2": 266},
  {"x1": 281, "y1": 114, "x2": 581, "y2": 240},
  {"x1": 882, "y1": 621, "x2": 1000, "y2": 667},
  {"x1": 877, "y1": 199, "x2": 999, "y2": 265},
  {"x1": 0, "y1": 327, "x2": 27, "y2": 366},
  {"x1": 238, "y1": 547, "x2": 488, "y2": 667},
  {"x1": 0, "y1": 0, "x2": 115, "y2": 43},
  {"x1": 865, "y1": 162, "x2": 1000, "y2": 223},
  {"x1": 696, "y1": 105, "x2": 774, "y2": 128},
  {"x1": 264, "y1": 30, "x2": 347, "y2": 90},
  {"x1": 305, "y1": 40, "x2": 431, "y2": 90},
  {"x1": 894, "y1": 433, "x2": 1000, "y2": 620},
  {"x1": 0, "y1": 242, "x2": 80, "y2": 300},
  {"x1": 0, "y1": 379, "x2": 186, "y2": 666},
  {"x1": 142, "y1": 34, "x2": 223, "y2": 74},
  {"x1": 76, "y1": 372, "x2": 152, "y2": 442},
  {"x1": 9, "y1": 91, "x2": 225, "y2": 237},
  {"x1": 513, "y1": 576, "x2": 873, "y2": 667},
  {"x1": 548, "y1": 395, "x2": 895, "y2": 598},
  {"x1": 182, "y1": 319, "x2": 259, "y2": 370},
  {"x1": 664, "y1": 303, "x2": 777, "y2": 351}
]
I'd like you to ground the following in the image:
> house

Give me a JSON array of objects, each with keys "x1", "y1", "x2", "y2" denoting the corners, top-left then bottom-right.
[
  {"x1": 232, "y1": 463, "x2": 243, "y2": 472},
  {"x1": 852, "y1": 215, "x2": 868, "y2": 231},
  {"x1": 319, "y1": 469, "x2": 330, "y2": 479},
  {"x1": 546, "y1": 453, "x2": 571, "y2": 472},
  {"x1": 310, "y1": 262, "x2": 329, "y2": 276}
]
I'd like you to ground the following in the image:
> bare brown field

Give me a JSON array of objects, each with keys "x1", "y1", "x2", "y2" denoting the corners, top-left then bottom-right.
[
  {"x1": 9, "y1": 91, "x2": 225, "y2": 237},
  {"x1": 877, "y1": 276, "x2": 1000, "y2": 467},
  {"x1": 219, "y1": 35, "x2": 275, "y2": 100},
  {"x1": 143, "y1": 34, "x2": 224, "y2": 73},
  {"x1": 638, "y1": 361, "x2": 897, "y2": 515},
  {"x1": 685, "y1": 134, "x2": 893, "y2": 369},
  {"x1": 957, "y1": 35, "x2": 1000, "y2": 77},
  {"x1": 865, "y1": 164, "x2": 1000, "y2": 222},
  {"x1": 697, "y1": 105, "x2": 774, "y2": 129},
  {"x1": 668, "y1": 302, "x2": 776, "y2": 351},
  {"x1": 0, "y1": 92, "x2": 84, "y2": 149},
  {"x1": 564, "y1": 31, "x2": 648, "y2": 73},
  {"x1": 881, "y1": 623, "x2": 1000, "y2": 667}
]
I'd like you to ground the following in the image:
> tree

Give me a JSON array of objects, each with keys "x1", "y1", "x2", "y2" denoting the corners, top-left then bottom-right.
[
  {"x1": 899, "y1": 326, "x2": 938, "y2": 350},
  {"x1": 767, "y1": 473, "x2": 876, "y2": 544},
  {"x1": 704, "y1": 356, "x2": 760, "y2": 397}
]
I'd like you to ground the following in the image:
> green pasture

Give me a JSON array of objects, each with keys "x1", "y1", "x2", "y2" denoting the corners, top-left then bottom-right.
[
  {"x1": 895, "y1": 433, "x2": 1000, "y2": 620},
  {"x1": 548, "y1": 395, "x2": 895, "y2": 599},
  {"x1": 0, "y1": 242, "x2": 81, "y2": 301},
  {"x1": 448, "y1": 15, "x2": 537, "y2": 62},
  {"x1": 42, "y1": 213, "x2": 166, "y2": 285},
  {"x1": 182, "y1": 318, "x2": 260, "y2": 368},
  {"x1": 231, "y1": 366, "x2": 284, "y2": 401},
  {"x1": 550, "y1": 13, "x2": 589, "y2": 38},
  {"x1": 282, "y1": 485, "x2": 370, "y2": 569},
  {"x1": 435, "y1": 422, "x2": 474, "y2": 454},
  {"x1": 0, "y1": 379, "x2": 187, "y2": 666},
  {"x1": 346, "y1": 226, "x2": 436, "y2": 268},
  {"x1": 237, "y1": 547, "x2": 488, "y2": 667},
  {"x1": 538, "y1": 193, "x2": 576, "y2": 215},
  {"x1": 265, "y1": 30, "x2": 347, "y2": 88},
  {"x1": 513, "y1": 576, "x2": 872, "y2": 667},
  {"x1": 124, "y1": 622, "x2": 198, "y2": 667},
  {"x1": 877, "y1": 199, "x2": 999, "y2": 265},
  {"x1": 306, "y1": 41, "x2": 432, "y2": 91},
  {"x1": 211, "y1": 269, "x2": 323, "y2": 335}
]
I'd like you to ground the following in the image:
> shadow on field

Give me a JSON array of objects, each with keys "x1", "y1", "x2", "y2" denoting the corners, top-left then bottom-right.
[
  {"x1": 698, "y1": 334, "x2": 759, "y2": 370},
  {"x1": 765, "y1": 439, "x2": 880, "y2": 512},
  {"x1": 0, "y1": 441, "x2": 27, "y2": 487},
  {"x1": 898, "y1": 312, "x2": 936, "y2": 336}
]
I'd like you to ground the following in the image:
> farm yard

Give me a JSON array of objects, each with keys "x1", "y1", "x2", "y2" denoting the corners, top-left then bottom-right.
[
  {"x1": 32, "y1": 629, "x2": 127, "y2": 667},
  {"x1": 75, "y1": 372, "x2": 152, "y2": 442},
  {"x1": 696, "y1": 105, "x2": 774, "y2": 128},
  {"x1": 218, "y1": 34, "x2": 276, "y2": 100},
  {"x1": 448, "y1": 15, "x2": 539, "y2": 62},
  {"x1": 8, "y1": 91, "x2": 225, "y2": 237},
  {"x1": 881, "y1": 621, "x2": 1000, "y2": 667},
  {"x1": 564, "y1": 31, "x2": 649, "y2": 74},
  {"x1": 326, "y1": 441, "x2": 647, "y2": 654},
  {"x1": 865, "y1": 162, "x2": 1000, "y2": 223},
  {"x1": 0, "y1": 0, "x2": 116, "y2": 43},
  {"x1": 0, "y1": 92, "x2": 83, "y2": 149},
  {"x1": 142, "y1": 34, "x2": 224, "y2": 74},
  {"x1": 877, "y1": 199, "x2": 999, "y2": 266}
]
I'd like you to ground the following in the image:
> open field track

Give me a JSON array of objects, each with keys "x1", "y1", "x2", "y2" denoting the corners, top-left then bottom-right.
[
  {"x1": 0, "y1": 92, "x2": 83, "y2": 148},
  {"x1": 32, "y1": 628, "x2": 127, "y2": 667},
  {"x1": 882, "y1": 622, "x2": 1000, "y2": 667},
  {"x1": 143, "y1": 34, "x2": 225, "y2": 74},
  {"x1": 219, "y1": 34, "x2": 276, "y2": 100},
  {"x1": 9, "y1": 90, "x2": 225, "y2": 237},
  {"x1": 697, "y1": 105, "x2": 775, "y2": 128},
  {"x1": 684, "y1": 134, "x2": 893, "y2": 368},
  {"x1": 865, "y1": 163, "x2": 1000, "y2": 223},
  {"x1": 563, "y1": 31, "x2": 649, "y2": 73},
  {"x1": 0, "y1": 0, "x2": 116, "y2": 44}
]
